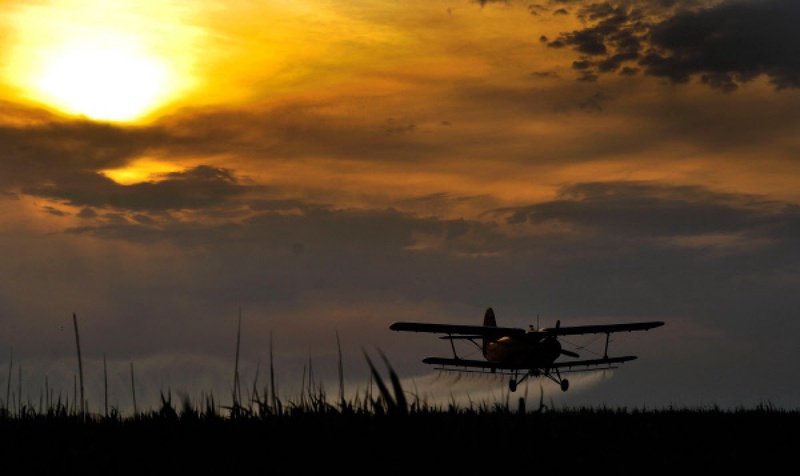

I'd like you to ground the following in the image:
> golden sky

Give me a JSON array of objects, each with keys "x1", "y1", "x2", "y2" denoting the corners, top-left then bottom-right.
[{"x1": 1, "y1": 0, "x2": 800, "y2": 412}]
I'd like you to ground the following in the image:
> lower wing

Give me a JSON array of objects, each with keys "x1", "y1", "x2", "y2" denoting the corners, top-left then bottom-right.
[{"x1": 422, "y1": 356, "x2": 636, "y2": 372}]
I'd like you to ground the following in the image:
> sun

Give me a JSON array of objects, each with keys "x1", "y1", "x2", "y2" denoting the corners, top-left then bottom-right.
[
  {"x1": 3, "y1": 1, "x2": 204, "y2": 124},
  {"x1": 34, "y1": 41, "x2": 171, "y2": 122}
]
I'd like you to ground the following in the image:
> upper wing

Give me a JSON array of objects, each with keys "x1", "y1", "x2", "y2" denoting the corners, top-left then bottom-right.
[
  {"x1": 391, "y1": 320, "x2": 664, "y2": 338},
  {"x1": 390, "y1": 322, "x2": 525, "y2": 338},
  {"x1": 539, "y1": 321, "x2": 664, "y2": 337}
]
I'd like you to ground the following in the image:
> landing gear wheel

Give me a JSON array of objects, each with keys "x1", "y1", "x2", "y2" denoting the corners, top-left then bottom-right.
[
  {"x1": 560, "y1": 379, "x2": 569, "y2": 392},
  {"x1": 509, "y1": 379, "x2": 517, "y2": 392}
]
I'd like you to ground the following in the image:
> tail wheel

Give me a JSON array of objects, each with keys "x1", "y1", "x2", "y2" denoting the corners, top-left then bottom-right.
[
  {"x1": 560, "y1": 379, "x2": 569, "y2": 392},
  {"x1": 509, "y1": 379, "x2": 518, "y2": 392}
]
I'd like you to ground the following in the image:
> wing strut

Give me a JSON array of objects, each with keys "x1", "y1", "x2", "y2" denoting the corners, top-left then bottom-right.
[
  {"x1": 448, "y1": 333, "x2": 459, "y2": 359},
  {"x1": 604, "y1": 332, "x2": 611, "y2": 359}
]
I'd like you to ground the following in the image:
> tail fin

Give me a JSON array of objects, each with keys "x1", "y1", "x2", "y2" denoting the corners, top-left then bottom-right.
[
  {"x1": 482, "y1": 307, "x2": 496, "y2": 358},
  {"x1": 483, "y1": 307, "x2": 496, "y2": 327}
]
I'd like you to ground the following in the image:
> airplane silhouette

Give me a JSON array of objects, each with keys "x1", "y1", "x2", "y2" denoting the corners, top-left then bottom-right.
[{"x1": 390, "y1": 307, "x2": 664, "y2": 392}]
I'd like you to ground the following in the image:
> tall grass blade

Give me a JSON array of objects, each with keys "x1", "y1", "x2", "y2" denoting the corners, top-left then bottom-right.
[
  {"x1": 17, "y1": 365, "x2": 21, "y2": 417},
  {"x1": 4, "y1": 347, "x2": 11, "y2": 416},
  {"x1": 130, "y1": 362, "x2": 138, "y2": 417},
  {"x1": 72, "y1": 313, "x2": 85, "y2": 421},
  {"x1": 362, "y1": 349, "x2": 396, "y2": 413},
  {"x1": 250, "y1": 358, "x2": 261, "y2": 415},
  {"x1": 232, "y1": 306, "x2": 243, "y2": 415},
  {"x1": 269, "y1": 331, "x2": 278, "y2": 414},
  {"x1": 103, "y1": 353, "x2": 108, "y2": 418},
  {"x1": 377, "y1": 348, "x2": 407, "y2": 414},
  {"x1": 336, "y1": 331, "x2": 345, "y2": 411}
]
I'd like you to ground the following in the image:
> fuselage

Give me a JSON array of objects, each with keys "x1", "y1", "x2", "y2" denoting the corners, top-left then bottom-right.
[{"x1": 482, "y1": 332, "x2": 562, "y2": 368}]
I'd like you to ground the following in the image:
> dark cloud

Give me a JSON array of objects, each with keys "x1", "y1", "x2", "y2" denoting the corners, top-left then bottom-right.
[
  {"x1": 548, "y1": 0, "x2": 800, "y2": 91},
  {"x1": 42, "y1": 205, "x2": 68, "y2": 217},
  {"x1": 529, "y1": 4, "x2": 548, "y2": 15},
  {"x1": 65, "y1": 200, "x2": 498, "y2": 258},
  {"x1": 61, "y1": 180, "x2": 800, "y2": 304},
  {"x1": 500, "y1": 181, "x2": 795, "y2": 240},
  {"x1": 23, "y1": 165, "x2": 247, "y2": 212},
  {"x1": 383, "y1": 118, "x2": 416, "y2": 135},
  {"x1": 0, "y1": 98, "x2": 433, "y2": 200},
  {"x1": 548, "y1": 3, "x2": 648, "y2": 71},
  {"x1": 644, "y1": 0, "x2": 800, "y2": 91},
  {"x1": 578, "y1": 91, "x2": 612, "y2": 111},
  {"x1": 153, "y1": 100, "x2": 447, "y2": 163},
  {"x1": 77, "y1": 207, "x2": 97, "y2": 219},
  {"x1": 474, "y1": 0, "x2": 510, "y2": 6},
  {"x1": 0, "y1": 109, "x2": 167, "y2": 191}
]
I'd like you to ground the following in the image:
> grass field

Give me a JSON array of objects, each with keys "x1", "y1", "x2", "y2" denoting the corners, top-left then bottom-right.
[
  {"x1": 2, "y1": 352, "x2": 797, "y2": 474},
  {"x1": 3, "y1": 404, "x2": 796, "y2": 474}
]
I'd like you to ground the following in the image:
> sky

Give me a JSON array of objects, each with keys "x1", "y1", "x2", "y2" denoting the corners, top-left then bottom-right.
[{"x1": 1, "y1": 0, "x2": 799, "y2": 415}]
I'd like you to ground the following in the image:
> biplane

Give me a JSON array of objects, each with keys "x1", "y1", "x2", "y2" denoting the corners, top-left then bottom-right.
[{"x1": 390, "y1": 307, "x2": 664, "y2": 392}]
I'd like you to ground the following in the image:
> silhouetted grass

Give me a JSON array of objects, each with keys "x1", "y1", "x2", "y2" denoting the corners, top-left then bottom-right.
[
  {"x1": 1, "y1": 342, "x2": 797, "y2": 473},
  {"x1": 1, "y1": 355, "x2": 798, "y2": 474}
]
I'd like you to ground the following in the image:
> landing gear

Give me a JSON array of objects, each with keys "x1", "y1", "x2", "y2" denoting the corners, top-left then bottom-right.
[
  {"x1": 509, "y1": 368, "x2": 535, "y2": 392},
  {"x1": 508, "y1": 370, "x2": 569, "y2": 393},
  {"x1": 509, "y1": 376, "x2": 568, "y2": 392}
]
